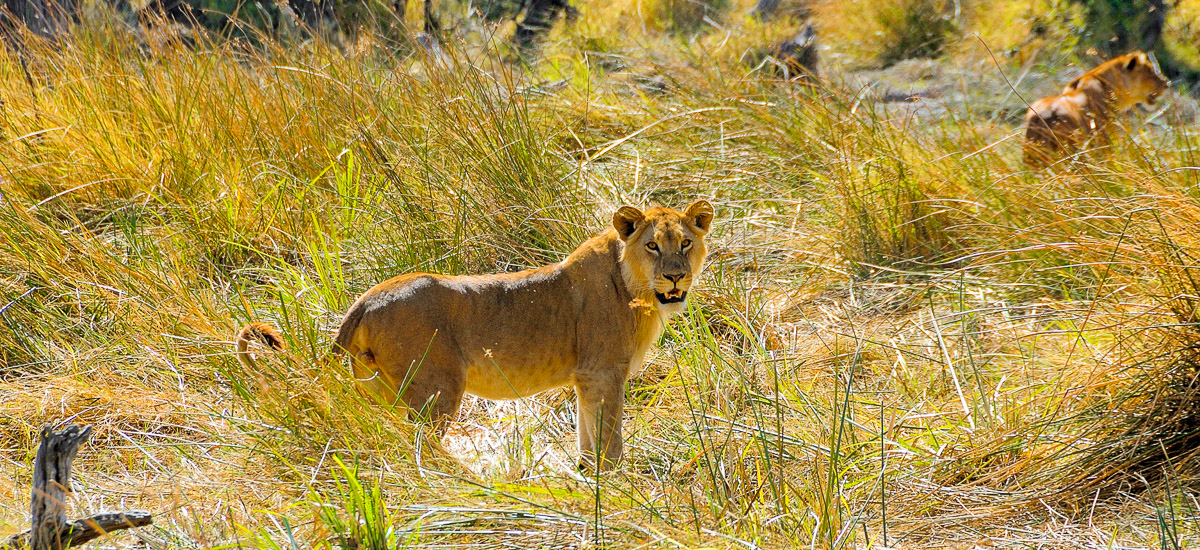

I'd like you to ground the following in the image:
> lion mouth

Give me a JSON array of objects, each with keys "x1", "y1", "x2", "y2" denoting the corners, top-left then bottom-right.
[{"x1": 655, "y1": 290, "x2": 687, "y2": 304}]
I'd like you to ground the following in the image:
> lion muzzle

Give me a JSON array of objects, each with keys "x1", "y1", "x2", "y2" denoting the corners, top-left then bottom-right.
[{"x1": 655, "y1": 289, "x2": 687, "y2": 304}]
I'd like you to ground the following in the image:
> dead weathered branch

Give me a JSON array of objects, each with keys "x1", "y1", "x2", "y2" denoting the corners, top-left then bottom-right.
[
  {"x1": 4, "y1": 512, "x2": 154, "y2": 550},
  {"x1": 1, "y1": 425, "x2": 153, "y2": 550}
]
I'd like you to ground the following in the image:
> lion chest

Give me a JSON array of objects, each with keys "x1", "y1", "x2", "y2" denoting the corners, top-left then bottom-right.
[{"x1": 626, "y1": 311, "x2": 667, "y2": 378}]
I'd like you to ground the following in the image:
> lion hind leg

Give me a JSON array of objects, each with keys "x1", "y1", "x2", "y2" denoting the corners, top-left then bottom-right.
[
  {"x1": 403, "y1": 381, "x2": 464, "y2": 428},
  {"x1": 1023, "y1": 112, "x2": 1063, "y2": 168},
  {"x1": 373, "y1": 347, "x2": 466, "y2": 429},
  {"x1": 350, "y1": 350, "x2": 403, "y2": 407}
]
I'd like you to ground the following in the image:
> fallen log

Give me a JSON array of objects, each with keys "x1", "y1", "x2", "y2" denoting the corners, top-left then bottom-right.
[
  {"x1": 2, "y1": 425, "x2": 153, "y2": 550},
  {"x1": 5, "y1": 513, "x2": 153, "y2": 550}
]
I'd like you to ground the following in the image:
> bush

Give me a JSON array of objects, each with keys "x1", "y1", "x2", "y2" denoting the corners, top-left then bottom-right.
[
  {"x1": 875, "y1": 0, "x2": 957, "y2": 67},
  {"x1": 478, "y1": 0, "x2": 526, "y2": 21},
  {"x1": 1070, "y1": 0, "x2": 1200, "y2": 86},
  {"x1": 652, "y1": 0, "x2": 730, "y2": 35}
]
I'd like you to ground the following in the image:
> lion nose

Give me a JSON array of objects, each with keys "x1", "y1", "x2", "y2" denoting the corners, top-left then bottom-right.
[{"x1": 664, "y1": 273, "x2": 684, "y2": 284}]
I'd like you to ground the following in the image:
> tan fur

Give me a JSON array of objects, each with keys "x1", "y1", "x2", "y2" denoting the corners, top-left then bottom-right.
[
  {"x1": 240, "y1": 201, "x2": 715, "y2": 471},
  {"x1": 1023, "y1": 51, "x2": 1169, "y2": 167},
  {"x1": 235, "y1": 321, "x2": 285, "y2": 370}
]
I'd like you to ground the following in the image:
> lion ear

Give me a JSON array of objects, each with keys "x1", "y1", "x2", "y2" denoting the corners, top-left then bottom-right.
[
  {"x1": 613, "y1": 206, "x2": 646, "y2": 240},
  {"x1": 684, "y1": 200, "x2": 714, "y2": 234},
  {"x1": 1126, "y1": 54, "x2": 1142, "y2": 71}
]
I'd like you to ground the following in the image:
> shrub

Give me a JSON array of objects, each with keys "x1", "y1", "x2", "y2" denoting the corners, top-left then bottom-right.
[
  {"x1": 651, "y1": 0, "x2": 730, "y2": 35},
  {"x1": 875, "y1": 0, "x2": 957, "y2": 67}
]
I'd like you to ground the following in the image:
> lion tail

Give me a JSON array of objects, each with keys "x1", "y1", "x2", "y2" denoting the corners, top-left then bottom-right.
[
  {"x1": 331, "y1": 299, "x2": 366, "y2": 357},
  {"x1": 235, "y1": 322, "x2": 285, "y2": 369}
]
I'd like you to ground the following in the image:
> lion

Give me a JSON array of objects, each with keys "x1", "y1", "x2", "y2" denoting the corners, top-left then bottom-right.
[
  {"x1": 1023, "y1": 51, "x2": 1169, "y2": 167},
  {"x1": 236, "y1": 200, "x2": 716, "y2": 471}
]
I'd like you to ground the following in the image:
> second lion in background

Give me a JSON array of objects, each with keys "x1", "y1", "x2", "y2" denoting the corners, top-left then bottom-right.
[{"x1": 1023, "y1": 51, "x2": 1169, "y2": 167}]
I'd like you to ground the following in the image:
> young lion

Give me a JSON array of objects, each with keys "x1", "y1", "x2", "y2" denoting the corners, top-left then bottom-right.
[
  {"x1": 237, "y1": 201, "x2": 715, "y2": 471},
  {"x1": 1023, "y1": 51, "x2": 1169, "y2": 167}
]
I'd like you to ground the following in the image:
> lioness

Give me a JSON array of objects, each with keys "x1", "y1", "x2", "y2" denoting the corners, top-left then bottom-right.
[
  {"x1": 237, "y1": 201, "x2": 715, "y2": 470},
  {"x1": 1023, "y1": 51, "x2": 1168, "y2": 166}
]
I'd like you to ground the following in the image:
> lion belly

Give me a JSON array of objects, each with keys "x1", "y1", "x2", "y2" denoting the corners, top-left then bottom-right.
[{"x1": 463, "y1": 359, "x2": 576, "y2": 400}]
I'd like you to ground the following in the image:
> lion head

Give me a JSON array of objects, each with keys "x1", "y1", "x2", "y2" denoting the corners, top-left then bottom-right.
[
  {"x1": 613, "y1": 200, "x2": 714, "y2": 314},
  {"x1": 1065, "y1": 51, "x2": 1169, "y2": 112}
]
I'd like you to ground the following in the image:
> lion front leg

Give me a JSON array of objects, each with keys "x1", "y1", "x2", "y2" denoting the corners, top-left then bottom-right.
[{"x1": 575, "y1": 372, "x2": 626, "y2": 472}]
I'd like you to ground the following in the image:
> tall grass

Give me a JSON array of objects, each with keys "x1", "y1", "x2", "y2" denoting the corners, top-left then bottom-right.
[{"x1": 2, "y1": 1, "x2": 1200, "y2": 548}]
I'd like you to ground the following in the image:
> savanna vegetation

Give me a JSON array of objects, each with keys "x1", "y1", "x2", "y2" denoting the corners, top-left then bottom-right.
[{"x1": 3, "y1": 0, "x2": 1200, "y2": 547}]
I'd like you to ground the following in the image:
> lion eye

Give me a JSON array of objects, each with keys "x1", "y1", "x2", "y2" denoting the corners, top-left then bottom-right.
[
  {"x1": 646, "y1": 242, "x2": 658, "y2": 251},
  {"x1": 681, "y1": 239, "x2": 692, "y2": 249}
]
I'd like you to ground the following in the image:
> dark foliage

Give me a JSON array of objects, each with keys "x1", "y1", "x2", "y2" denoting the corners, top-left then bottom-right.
[{"x1": 1071, "y1": 0, "x2": 1200, "y2": 87}]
